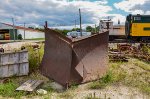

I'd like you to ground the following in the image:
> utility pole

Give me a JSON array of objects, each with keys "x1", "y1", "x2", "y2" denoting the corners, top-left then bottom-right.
[
  {"x1": 79, "y1": 8, "x2": 82, "y2": 36},
  {"x1": 12, "y1": 18, "x2": 15, "y2": 41},
  {"x1": 95, "y1": 24, "x2": 97, "y2": 33},
  {"x1": 118, "y1": 19, "x2": 120, "y2": 25},
  {"x1": 108, "y1": 16, "x2": 110, "y2": 20},
  {"x1": 75, "y1": 19, "x2": 76, "y2": 31},
  {"x1": 24, "y1": 22, "x2": 25, "y2": 40}
]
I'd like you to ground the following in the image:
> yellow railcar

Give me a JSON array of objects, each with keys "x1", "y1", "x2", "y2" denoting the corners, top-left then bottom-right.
[
  {"x1": 4, "y1": 33, "x2": 10, "y2": 40},
  {"x1": 125, "y1": 14, "x2": 150, "y2": 41}
]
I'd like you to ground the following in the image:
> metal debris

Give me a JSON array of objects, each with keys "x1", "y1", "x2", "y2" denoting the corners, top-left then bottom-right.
[{"x1": 109, "y1": 43, "x2": 150, "y2": 62}]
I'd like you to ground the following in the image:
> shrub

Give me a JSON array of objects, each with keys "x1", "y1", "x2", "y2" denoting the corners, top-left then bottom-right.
[
  {"x1": 18, "y1": 34, "x2": 23, "y2": 40},
  {"x1": 26, "y1": 44, "x2": 44, "y2": 72}
]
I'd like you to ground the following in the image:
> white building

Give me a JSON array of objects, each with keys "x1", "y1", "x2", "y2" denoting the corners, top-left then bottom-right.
[
  {"x1": 0, "y1": 23, "x2": 45, "y2": 40},
  {"x1": 99, "y1": 19, "x2": 125, "y2": 36}
]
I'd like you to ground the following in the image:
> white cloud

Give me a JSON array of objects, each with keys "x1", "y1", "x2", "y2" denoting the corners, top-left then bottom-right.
[
  {"x1": 114, "y1": 0, "x2": 149, "y2": 14},
  {"x1": 50, "y1": 23, "x2": 95, "y2": 30},
  {"x1": 146, "y1": 11, "x2": 150, "y2": 15},
  {"x1": 111, "y1": 14, "x2": 126, "y2": 25},
  {"x1": 0, "y1": 0, "x2": 128, "y2": 29},
  {"x1": 132, "y1": 10, "x2": 144, "y2": 15},
  {"x1": 0, "y1": 0, "x2": 112, "y2": 26}
]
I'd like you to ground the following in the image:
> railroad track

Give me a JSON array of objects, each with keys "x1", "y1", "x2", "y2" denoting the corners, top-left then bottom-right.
[{"x1": 109, "y1": 39, "x2": 150, "y2": 43}]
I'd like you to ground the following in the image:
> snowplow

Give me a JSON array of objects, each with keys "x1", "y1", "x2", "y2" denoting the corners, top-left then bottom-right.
[{"x1": 41, "y1": 22, "x2": 109, "y2": 87}]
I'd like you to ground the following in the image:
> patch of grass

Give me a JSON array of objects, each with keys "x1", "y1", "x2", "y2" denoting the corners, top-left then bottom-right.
[
  {"x1": 110, "y1": 58, "x2": 150, "y2": 95},
  {"x1": 2, "y1": 71, "x2": 52, "y2": 98},
  {"x1": 41, "y1": 81, "x2": 54, "y2": 92},
  {"x1": 43, "y1": 94, "x2": 53, "y2": 99},
  {"x1": 90, "y1": 71, "x2": 114, "y2": 89},
  {"x1": 85, "y1": 93, "x2": 110, "y2": 99},
  {"x1": 140, "y1": 84, "x2": 150, "y2": 95},
  {"x1": 90, "y1": 62, "x2": 127, "y2": 89},
  {"x1": 59, "y1": 92, "x2": 75, "y2": 99},
  {"x1": 25, "y1": 38, "x2": 45, "y2": 40},
  {"x1": 109, "y1": 61, "x2": 126, "y2": 71},
  {"x1": 85, "y1": 93, "x2": 100, "y2": 99},
  {"x1": 0, "y1": 81, "x2": 25, "y2": 98},
  {"x1": 70, "y1": 82, "x2": 78, "y2": 90},
  {"x1": 124, "y1": 69, "x2": 150, "y2": 95},
  {"x1": 133, "y1": 59, "x2": 150, "y2": 71},
  {"x1": 141, "y1": 44, "x2": 150, "y2": 54},
  {"x1": 90, "y1": 81, "x2": 107, "y2": 89}
]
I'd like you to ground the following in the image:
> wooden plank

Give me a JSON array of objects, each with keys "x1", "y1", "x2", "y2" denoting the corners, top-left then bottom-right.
[
  {"x1": 1, "y1": 54, "x2": 9, "y2": 65},
  {"x1": 8, "y1": 64, "x2": 18, "y2": 77},
  {"x1": 19, "y1": 51, "x2": 28, "y2": 63},
  {"x1": 19, "y1": 63, "x2": 29, "y2": 76},
  {"x1": 16, "y1": 80, "x2": 43, "y2": 92},
  {"x1": 9, "y1": 53, "x2": 19, "y2": 64},
  {"x1": 0, "y1": 66, "x2": 8, "y2": 78}
]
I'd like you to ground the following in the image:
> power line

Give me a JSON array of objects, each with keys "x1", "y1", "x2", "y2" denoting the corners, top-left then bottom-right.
[
  {"x1": 12, "y1": 18, "x2": 15, "y2": 41},
  {"x1": 24, "y1": 22, "x2": 25, "y2": 40}
]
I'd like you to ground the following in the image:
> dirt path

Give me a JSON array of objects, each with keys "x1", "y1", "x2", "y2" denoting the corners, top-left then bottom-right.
[{"x1": 72, "y1": 85, "x2": 148, "y2": 99}]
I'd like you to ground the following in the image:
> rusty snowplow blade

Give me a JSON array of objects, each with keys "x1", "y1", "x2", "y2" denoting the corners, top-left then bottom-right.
[{"x1": 41, "y1": 27, "x2": 109, "y2": 87}]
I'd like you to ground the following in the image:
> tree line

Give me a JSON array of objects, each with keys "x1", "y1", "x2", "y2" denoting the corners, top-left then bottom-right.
[{"x1": 28, "y1": 26, "x2": 99, "y2": 36}]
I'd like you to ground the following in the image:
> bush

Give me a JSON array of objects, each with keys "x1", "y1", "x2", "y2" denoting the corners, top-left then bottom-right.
[
  {"x1": 26, "y1": 44, "x2": 44, "y2": 72},
  {"x1": 18, "y1": 34, "x2": 23, "y2": 40}
]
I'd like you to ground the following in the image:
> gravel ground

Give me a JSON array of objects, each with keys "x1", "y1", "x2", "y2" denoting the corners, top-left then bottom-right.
[{"x1": 0, "y1": 41, "x2": 41, "y2": 51}]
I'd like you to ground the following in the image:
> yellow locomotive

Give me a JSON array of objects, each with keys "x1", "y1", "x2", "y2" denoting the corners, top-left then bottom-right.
[
  {"x1": 0, "y1": 29, "x2": 10, "y2": 40},
  {"x1": 125, "y1": 14, "x2": 150, "y2": 41}
]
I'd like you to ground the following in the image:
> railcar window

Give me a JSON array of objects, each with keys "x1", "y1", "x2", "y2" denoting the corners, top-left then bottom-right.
[{"x1": 134, "y1": 17, "x2": 141, "y2": 20}]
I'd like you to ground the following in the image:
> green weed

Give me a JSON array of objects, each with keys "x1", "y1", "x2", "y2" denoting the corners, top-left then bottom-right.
[
  {"x1": 0, "y1": 81, "x2": 25, "y2": 98},
  {"x1": 26, "y1": 44, "x2": 44, "y2": 72},
  {"x1": 90, "y1": 71, "x2": 114, "y2": 89},
  {"x1": 133, "y1": 60, "x2": 150, "y2": 71},
  {"x1": 90, "y1": 62, "x2": 127, "y2": 89}
]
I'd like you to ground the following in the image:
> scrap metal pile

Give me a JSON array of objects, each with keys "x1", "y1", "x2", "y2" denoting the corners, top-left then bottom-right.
[
  {"x1": 109, "y1": 43, "x2": 150, "y2": 61},
  {"x1": 41, "y1": 26, "x2": 109, "y2": 87}
]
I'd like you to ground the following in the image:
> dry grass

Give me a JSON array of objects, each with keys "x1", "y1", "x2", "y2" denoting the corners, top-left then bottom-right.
[{"x1": 89, "y1": 58, "x2": 150, "y2": 95}]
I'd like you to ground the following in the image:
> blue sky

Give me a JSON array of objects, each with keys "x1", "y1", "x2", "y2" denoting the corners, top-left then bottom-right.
[{"x1": 0, "y1": 0, "x2": 149, "y2": 29}]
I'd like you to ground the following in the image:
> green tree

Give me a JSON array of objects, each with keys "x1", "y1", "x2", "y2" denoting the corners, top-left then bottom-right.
[
  {"x1": 54, "y1": 29, "x2": 71, "y2": 36},
  {"x1": 62, "y1": 30, "x2": 70, "y2": 35},
  {"x1": 28, "y1": 27, "x2": 34, "y2": 29},
  {"x1": 72, "y1": 28, "x2": 80, "y2": 31},
  {"x1": 86, "y1": 26, "x2": 94, "y2": 32},
  {"x1": 18, "y1": 34, "x2": 23, "y2": 40},
  {"x1": 35, "y1": 28, "x2": 44, "y2": 32}
]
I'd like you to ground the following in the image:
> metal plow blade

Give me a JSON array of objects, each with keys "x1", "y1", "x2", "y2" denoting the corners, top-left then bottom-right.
[{"x1": 41, "y1": 27, "x2": 109, "y2": 87}]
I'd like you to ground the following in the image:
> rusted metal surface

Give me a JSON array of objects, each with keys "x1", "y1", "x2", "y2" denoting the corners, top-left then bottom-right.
[
  {"x1": 41, "y1": 27, "x2": 109, "y2": 87},
  {"x1": 109, "y1": 51, "x2": 128, "y2": 62},
  {"x1": 109, "y1": 43, "x2": 150, "y2": 61}
]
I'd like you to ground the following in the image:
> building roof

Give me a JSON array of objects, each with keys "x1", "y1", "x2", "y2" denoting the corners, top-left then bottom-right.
[{"x1": 0, "y1": 23, "x2": 44, "y2": 33}]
